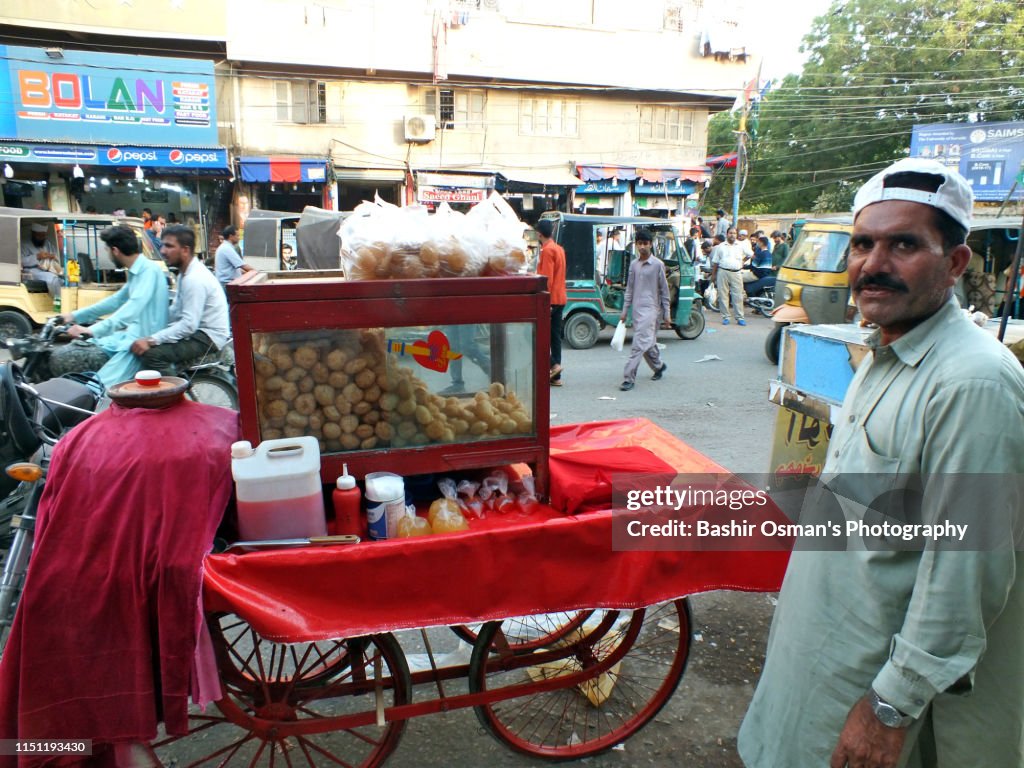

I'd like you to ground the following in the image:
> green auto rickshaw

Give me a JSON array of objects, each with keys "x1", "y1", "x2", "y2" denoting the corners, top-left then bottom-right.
[{"x1": 539, "y1": 212, "x2": 706, "y2": 349}]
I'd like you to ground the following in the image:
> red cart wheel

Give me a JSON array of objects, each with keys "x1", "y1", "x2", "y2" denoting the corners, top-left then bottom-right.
[
  {"x1": 451, "y1": 610, "x2": 596, "y2": 652},
  {"x1": 156, "y1": 613, "x2": 411, "y2": 768},
  {"x1": 467, "y1": 599, "x2": 691, "y2": 760}
]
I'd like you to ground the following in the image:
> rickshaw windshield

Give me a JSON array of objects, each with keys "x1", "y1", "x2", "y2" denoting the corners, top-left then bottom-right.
[
  {"x1": 651, "y1": 231, "x2": 678, "y2": 263},
  {"x1": 784, "y1": 230, "x2": 850, "y2": 273}
]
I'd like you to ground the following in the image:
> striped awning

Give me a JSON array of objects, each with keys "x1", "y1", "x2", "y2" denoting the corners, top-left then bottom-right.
[
  {"x1": 576, "y1": 164, "x2": 710, "y2": 183},
  {"x1": 239, "y1": 156, "x2": 328, "y2": 183}
]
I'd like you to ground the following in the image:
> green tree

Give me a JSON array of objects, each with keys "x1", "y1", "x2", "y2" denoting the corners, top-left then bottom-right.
[{"x1": 711, "y1": 0, "x2": 1024, "y2": 213}]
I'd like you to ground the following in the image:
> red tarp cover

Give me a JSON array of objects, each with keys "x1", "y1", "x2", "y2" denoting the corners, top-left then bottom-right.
[
  {"x1": 202, "y1": 419, "x2": 789, "y2": 643},
  {"x1": 0, "y1": 400, "x2": 239, "y2": 751}
]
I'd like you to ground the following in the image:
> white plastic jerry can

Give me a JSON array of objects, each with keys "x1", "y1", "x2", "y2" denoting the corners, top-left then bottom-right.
[{"x1": 231, "y1": 436, "x2": 327, "y2": 541}]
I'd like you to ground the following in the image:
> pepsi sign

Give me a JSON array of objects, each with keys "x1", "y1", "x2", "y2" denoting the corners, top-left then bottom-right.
[{"x1": 98, "y1": 145, "x2": 227, "y2": 169}]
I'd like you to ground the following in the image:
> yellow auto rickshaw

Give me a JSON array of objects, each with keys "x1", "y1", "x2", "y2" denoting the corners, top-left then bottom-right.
[
  {"x1": 765, "y1": 215, "x2": 1022, "y2": 363},
  {"x1": 0, "y1": 208, "x2": 168, "y2": 340}
]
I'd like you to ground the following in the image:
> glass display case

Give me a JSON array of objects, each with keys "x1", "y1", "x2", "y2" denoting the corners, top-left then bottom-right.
[{"x1": 229, "y1": 272, "x2": 550, "y2": 494}]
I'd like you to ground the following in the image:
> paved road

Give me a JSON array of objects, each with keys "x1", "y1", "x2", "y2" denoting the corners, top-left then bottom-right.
[{"x1": 159, "y1": 310, "x2": 784, "y2": 768}]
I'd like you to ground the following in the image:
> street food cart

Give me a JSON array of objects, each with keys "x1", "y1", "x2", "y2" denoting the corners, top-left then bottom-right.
[{"x1": 147, "y1": 266, "x2": 791, "y2": 767}]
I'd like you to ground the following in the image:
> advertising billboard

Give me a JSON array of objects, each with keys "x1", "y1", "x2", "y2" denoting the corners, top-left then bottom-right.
[
  {"x1": 0, "y1": 142, "x2": 228, "y2": 170},
  {"x1": 910, "y1": 121, "x2": 1024, "y2": 202},
  {"x1": 0, "y1": 45, "x2": 219, "y2": 146}
]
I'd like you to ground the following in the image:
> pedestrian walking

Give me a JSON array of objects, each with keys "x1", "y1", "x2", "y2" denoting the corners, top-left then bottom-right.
[
  {"x1": 619, "y1": 228, "x2": 670, "y2": 391},
  {"x1": 535, "y1": 219, "x2": 566, "y2": 386},
  {"x1": 739, "y1": 158, "x2": 1024, "y2": 768}
]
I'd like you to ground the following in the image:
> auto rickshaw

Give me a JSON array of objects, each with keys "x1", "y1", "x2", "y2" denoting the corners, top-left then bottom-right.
[
  {"x1": 0, "y1": 208, "x2": 168, "y2": 340},
  {"x1": 539, "y1": 212, "x2": 706, "y2": 349},
  {"x1": 764, "y1": 215, "x2": 1021, "y2": 364}
]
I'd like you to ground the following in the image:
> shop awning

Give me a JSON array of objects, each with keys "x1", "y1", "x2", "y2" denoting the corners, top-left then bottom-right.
[
  {"x1": 497, "y1": 169, "x2": 582, "y2": 187},
  {"x1": 239, "y1": 156, "x2": 328, "y2": 184},
  {"x1": 576, "y1": 164, "x2": 710, "y2": 183},
  {"x1": 705, "y1": 152, "x2": 739, "y2": 168}
]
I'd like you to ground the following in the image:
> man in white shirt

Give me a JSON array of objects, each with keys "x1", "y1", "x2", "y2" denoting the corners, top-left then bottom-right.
[
  {"x1": 130, "y1": 224, "x2": 230, "y2": 374},
  {"x1": 711, "y1": 227, "x2": 747, "y2": 325},
  {"x1": 213, "y1": 224, "x2": 254, "y2": 288},
  {"x1": 20, "y1": 222, "x2": 62, "y2": 298}
]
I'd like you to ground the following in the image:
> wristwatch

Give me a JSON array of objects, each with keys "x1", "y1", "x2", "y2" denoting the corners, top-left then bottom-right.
[{"x1": 869, "y1": 690, "x2": 914, "y2": 728}]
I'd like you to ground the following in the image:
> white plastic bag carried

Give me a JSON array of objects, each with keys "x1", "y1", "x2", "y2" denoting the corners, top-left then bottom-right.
[{"x1": 610, "y1": 320, "x2": 627, "y2": 352}]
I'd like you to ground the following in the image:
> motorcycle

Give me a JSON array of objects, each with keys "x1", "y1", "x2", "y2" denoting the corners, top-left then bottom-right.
[
  {"x1": 6, "y1": 318, "x2": 239, "y2": 410},
  {"x1": 702, "y1": 270, "x2": 776, "y2": 318},
  {"x1": 0, "y1": 360, "x2": 101, "y2": 651}
]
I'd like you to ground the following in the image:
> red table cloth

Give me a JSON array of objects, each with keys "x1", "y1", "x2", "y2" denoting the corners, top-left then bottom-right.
[{"x1": 202, "y1": 419, "x2": 790, "y2": 642}]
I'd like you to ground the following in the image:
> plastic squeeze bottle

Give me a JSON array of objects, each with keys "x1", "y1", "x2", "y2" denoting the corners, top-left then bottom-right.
[{"x1": 332, "y1": 464, "x2": 364, "y2": 539}]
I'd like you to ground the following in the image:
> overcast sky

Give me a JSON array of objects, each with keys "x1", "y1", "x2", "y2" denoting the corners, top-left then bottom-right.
[{"x1": 750, "y1": 0, "x2": 834, "y2": 82}]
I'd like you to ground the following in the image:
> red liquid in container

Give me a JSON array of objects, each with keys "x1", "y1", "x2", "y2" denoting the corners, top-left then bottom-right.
[{"x1": 237, "y1": 493, "x2": 328, "y2": 541}]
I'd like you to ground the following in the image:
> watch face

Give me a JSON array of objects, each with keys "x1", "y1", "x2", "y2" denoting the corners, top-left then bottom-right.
[{"x1": 876, "y1": 703, "x2": 902, "y2": 728}]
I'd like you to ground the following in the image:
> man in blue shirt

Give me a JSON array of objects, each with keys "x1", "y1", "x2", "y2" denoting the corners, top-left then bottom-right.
[
  {"x1": 50, "y1": 225, "x2": 169, "y2": 389},
  {"x1": 131, "y1": 225, "x2": 230, "y2": 374},
  {"x1": 213, "y1": 224, "x2": 254, "y2": 288}
]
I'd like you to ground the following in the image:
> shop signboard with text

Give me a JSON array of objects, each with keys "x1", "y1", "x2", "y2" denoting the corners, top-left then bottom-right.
[
  {"x1": 0, "y1": 142, "x2": 228, "y2": 169},
  {"x1": 0, "y1": 45, "x2": 218, "y2": 146},
  {"x1": 418, "y1": 186, "x2": 488, "y2": 204},
  {"x1": 910, "y1": 121, "x2": 1024, "y2": 202}
]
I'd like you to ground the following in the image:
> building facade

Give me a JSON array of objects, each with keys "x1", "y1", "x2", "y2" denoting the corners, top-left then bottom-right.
[{"x1": 1, "y1": 0, "x2": 756, "y2": 245}]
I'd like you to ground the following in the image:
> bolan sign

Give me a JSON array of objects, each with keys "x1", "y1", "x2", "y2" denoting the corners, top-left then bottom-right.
[{"x1": 0, "y1": 45, "x2": 218, "y2": 146}]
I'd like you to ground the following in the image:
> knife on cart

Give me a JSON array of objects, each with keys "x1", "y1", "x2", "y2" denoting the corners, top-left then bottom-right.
[{"x1": 225, "y1": 535, "x2": 361, "y2": 552}]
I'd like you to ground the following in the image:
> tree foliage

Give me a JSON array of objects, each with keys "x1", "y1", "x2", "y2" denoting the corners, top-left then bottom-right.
[{"x1": 708, "y1": 0, "x2": 1024, "y2": 214}]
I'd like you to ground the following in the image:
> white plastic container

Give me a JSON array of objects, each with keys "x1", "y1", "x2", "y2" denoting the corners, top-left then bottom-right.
[
  {"x1": 364, "y1": 471, "x2": 405, "y2": 540},
  {"x1": 231, "y1": 437, "x2": 327, "y2": 541}
]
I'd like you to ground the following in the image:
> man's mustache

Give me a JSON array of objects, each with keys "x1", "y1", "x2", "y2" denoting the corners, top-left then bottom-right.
[{"x1": 854, "y1": 273, "x2": 907, "y2": 293}]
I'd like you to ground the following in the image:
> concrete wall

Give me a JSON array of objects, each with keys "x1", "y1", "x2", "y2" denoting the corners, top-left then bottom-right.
[
  {"x1": 225, "y1": 0, "x2": 754, "y2": 94},
  {"x1": 236, "y1": 78, "x2": 712, "y2": 172},
  {"x1": 1, "y1": 0, "x2": 226, "y2": 40}
]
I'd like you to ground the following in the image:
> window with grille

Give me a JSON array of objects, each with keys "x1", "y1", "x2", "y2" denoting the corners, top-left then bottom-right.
[
  {"x1": 639, "y1": 106, "x2": 693, "y2": 143},
  {"x1": 426, "y1": 88, "x2": 484, "y2": 129},
  {"x1": 519, "y1": 97, "x2": 579, "y2": 137},
  {"x1": 274, "y1": 81, "x2": 329, "y2": 124}
]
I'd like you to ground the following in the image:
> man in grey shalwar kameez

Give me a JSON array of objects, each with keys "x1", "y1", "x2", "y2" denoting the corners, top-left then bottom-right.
[{"x1": 619, "y1": 229, "x2": 670, "y2": 391}]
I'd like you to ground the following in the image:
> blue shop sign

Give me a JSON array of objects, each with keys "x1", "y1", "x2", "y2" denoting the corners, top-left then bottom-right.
[
  {"x1": 0, "y1": 141, "x2": 228, "y2": 170},
  {"x1": 575, "y1": 179, "x2": 629, "y2": 194},
  {"x1": 911, "y1": 121, "x2": 1024, "y2": 202},
  {"x1": 0, "y1": 45, "x2": 219, "y2": 147}
]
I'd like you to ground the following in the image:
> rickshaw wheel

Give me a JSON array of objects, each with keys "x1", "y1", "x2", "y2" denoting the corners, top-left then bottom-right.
[
  {"x1": 451, "y1": 611, "x2": 597, "y2": 652},
  {"x1": 765, "y1": 323, "x2": 785, "y2": 365},
  {"x1": 0, "y1": 311, "x2": 32, "y2": 343},
  {"x1": 155, "y1": 615, "x2": 411, "y2": 768},
  {"x1": 674, "y1": 306, "x2": 706, "y2": 340},
  {"x1": 468, "y1": 599, "x2": 691, "y2": 760}
]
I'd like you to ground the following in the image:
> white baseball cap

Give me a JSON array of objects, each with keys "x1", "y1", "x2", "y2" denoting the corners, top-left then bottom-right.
[
  {"x1": 30, "y1": 223, "x2": 48, "y2": 234},
  {"x1": 853, "y1": 157, "x2": 973, "y2": 232}
]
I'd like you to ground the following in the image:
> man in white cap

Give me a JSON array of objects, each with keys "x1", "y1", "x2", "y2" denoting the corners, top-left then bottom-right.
[
  {"x1": 20, "y1": 222, "x2": 62, "y2": 298},
  {"x1": 739, "y1": 158, "x2": 1024, "y2": 768}
]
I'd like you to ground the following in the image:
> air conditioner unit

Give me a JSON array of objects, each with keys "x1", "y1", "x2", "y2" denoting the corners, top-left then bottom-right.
[{"x1": 404, "y1": 114, "x2": 436, "y2": 143}]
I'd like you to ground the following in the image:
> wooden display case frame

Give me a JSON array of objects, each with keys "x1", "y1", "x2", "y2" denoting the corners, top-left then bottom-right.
[{"x1": 229, "y1": 271, "x2": 551, "y2": 496}]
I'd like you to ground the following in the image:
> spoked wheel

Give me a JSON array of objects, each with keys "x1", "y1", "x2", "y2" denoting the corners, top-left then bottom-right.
[
  {"x1": 468, "y1": 599, "x2": 691, "y2": 760},
  {"x1": 187, "y1": 372, "x2": 239, "y2": 410},
  {"x1": 451, "y1": 611, "x2": 597, "y2": 653},
  {"x1": 156, "y1": 613, "x2": 411, "y2": 768}
]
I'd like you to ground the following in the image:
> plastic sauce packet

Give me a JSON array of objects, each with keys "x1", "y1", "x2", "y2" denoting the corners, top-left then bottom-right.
[
  {"x1": 457, "y1": 479, "x2": 485, "y2": 520},
  {"x1": 517, "y1": 475, "x2": 540, "y2": 515}
]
